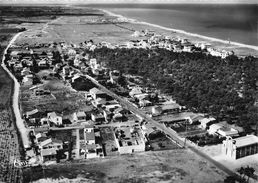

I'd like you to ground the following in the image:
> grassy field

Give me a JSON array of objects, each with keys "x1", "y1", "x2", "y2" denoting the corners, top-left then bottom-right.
[
  {"x1": 15, "y1": 16, "x2": 137, "y2": 46},
  {"x1": 23, "y1": 149, "x2": 226, "y2": 183}
]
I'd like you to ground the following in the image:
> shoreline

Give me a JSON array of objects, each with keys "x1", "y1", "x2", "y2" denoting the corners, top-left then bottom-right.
[
  {"x1": 100, "y1": 8, "x2": 258, "y2": 53},
  {"x1": 1, "y1": 32, "x2": 30, "y2": 148}
]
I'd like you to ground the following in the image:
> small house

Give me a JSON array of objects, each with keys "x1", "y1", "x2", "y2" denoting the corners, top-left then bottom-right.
[
  {"x1": 89, "y1": 87, "x2": 106, "y2": 100},
  {"x1": 152, "y1": 106, "x2": 162, "y2": 116},
  {"x1": 129, "y1": 87, "x2": 143, "y2": 98},
  {"x1": 91, "y1": 112, "x2": 105, "y2": 123},
  {"x1": 161, "y1": 101, "x2": 181, "y2": 114},
  {"x1": 22, "y1": 75, "x2": 33, "y2": 86},
  {"x1": 39, "y1": 138, "x2": 63, "y2": 162},
  {"x1": 139, "y1": 100, "x2": 152, "y2": 107},
  {"x1": 208, "y1": 122, "x2": 239, "y2": 137},
  {"x1": 47, "y1": 112, "x2": 62, "y2": 126},
  {"x1": 199, "y1": 117, "x2": 216, "y2": 129},
  {"x1": 73, "y1": 111, "x2": 87, "y2": 122}
]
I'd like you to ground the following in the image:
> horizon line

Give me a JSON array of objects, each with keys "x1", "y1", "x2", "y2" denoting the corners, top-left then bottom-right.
[{"x1": 0, "y1": 2, "x2": 258, "y2": 5}]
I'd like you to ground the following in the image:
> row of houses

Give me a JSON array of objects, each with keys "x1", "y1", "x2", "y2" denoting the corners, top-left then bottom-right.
[{"x1": 26, "y1": 124, "x2": 104, "y2": 163}]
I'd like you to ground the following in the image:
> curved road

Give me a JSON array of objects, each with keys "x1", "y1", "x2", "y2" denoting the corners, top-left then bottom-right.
[{"x1": 1, "y1": 32, "x2": 30, "y2": 148}]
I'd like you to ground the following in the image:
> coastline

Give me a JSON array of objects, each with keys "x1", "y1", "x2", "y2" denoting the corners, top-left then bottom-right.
[
  {"x1": 101, "y1": 9, "x2": 258, "y2": 55},
  {"x1": 1, "y1": 32, "x2": 29, "y2": 148}
]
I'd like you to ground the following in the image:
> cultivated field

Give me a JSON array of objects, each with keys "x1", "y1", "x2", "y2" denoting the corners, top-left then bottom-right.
[
  {"x1": 0, "y1": 67, "x2": 23, "y2": 183},
  {"x1": 0, "y1": 38, "x2": 23, "y2": 182},
  {"x1": 0, "y1": 109, "x2": 23, "y2": 183},
  {"x1": 0, "y1": 63, "x2": 13, "y2": 108}
]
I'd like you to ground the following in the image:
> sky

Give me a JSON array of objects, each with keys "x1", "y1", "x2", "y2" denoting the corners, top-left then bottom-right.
[{"x1": 0, "y1": 0, "x2": 257, "y2": 4}]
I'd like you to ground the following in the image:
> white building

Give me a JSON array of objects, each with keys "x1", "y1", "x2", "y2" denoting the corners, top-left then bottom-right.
[
  {"x1": 222, "y1": 135, "x2": 258, "y2": 159},
  {"x1": 199, "y1": 117, "x2": 216, "y2": 129},
  {"x1": 47, "y1": 112, "x2": 62, "y2": 126}
]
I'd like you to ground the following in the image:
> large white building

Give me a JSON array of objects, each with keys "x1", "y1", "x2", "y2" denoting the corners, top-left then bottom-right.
[{"x1": 222, "y1": 135, "x2": 258, "y2": 159}]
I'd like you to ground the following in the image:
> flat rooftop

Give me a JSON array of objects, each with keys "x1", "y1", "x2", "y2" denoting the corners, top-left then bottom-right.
[{"x1": 234, "y1": 135, "x2": 258, "y2": 148}]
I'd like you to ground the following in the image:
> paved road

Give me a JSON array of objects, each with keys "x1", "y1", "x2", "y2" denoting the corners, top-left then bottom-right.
[
  {"x1": 1, "y1": 32, "x2": 30, "y2": 148},
  {"x1": 84, "y1": 74, "x2": 258, "y2": 181}
]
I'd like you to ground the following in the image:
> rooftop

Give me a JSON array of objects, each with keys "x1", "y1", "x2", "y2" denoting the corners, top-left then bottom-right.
[
  {"x1": 89, "y1": 87, "x2": 103, "y2": 94},
  {"x1": 162, "y1": 102, "x2": 181, "y2": 111},
  {"x1": 76, "y1": 111, "x2": 86, "y2": 117},
  {"x1": 233, "y1": 135, "x2": 258, "y2": 148},
  {"x1": 41, "y1": 148, "x2": 57, "y2": 157},
  {"x1": 47, "y1": 112, "x2": 59, "y2": 118},
  {"x1": 85, "y1": 130, "x2": 96, "y2": 141},
  {"x1": 26, "y1": 109, "x2": 39, "y2": 116},
  {"x1": 199, "y1": 117, "x2": 216, "y2": 124}
]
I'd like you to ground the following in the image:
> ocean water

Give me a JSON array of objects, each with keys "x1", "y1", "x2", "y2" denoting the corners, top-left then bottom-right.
[{"x1": 86, "y1": 4, "x2": 258, "y2": 47}]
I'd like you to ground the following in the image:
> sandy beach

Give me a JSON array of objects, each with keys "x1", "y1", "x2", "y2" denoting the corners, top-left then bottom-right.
[{"x1": 101, "y1": 8, "x2": 258, "y2": 57}]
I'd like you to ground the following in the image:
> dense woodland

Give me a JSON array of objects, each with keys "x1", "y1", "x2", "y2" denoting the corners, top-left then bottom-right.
[
  {"x1": 0, "y1": 6, "x2": 103, "y2": 18},
  {"x1": 91, "y1": 47, "x2": 258, "y2": 131}
]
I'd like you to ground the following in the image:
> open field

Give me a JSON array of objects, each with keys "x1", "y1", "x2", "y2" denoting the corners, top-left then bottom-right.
[
  {"x1": 20, "y1": 79, "x2": 90, "y2": 115},
  {"x1": 14, "y1": 15, "x2": 136, "y2": 46},
  {"x1": 23, "y1": 149, "x2": 226, "y2": 183}
]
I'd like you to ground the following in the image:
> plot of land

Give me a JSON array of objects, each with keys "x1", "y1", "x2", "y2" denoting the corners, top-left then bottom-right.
[
  {"x1": 20, "y1": 78, "x2": 89, "y2": 115},
  {"x1": 148, "y1": 130, "x2": 180, "y2": 151},
  {"x1": 23, "y1": 149, "x2": 226, "y2": 183}
]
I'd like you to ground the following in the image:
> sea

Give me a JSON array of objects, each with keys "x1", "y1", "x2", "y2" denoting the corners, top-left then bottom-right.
[{"x1": 86, "y1": 4, "x2": 258, "y2": 47}]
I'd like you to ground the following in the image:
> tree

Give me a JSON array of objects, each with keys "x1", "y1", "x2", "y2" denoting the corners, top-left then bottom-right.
[
  {"x1": 52, "y1": 51, "x2": 62, "y2": 65},
  {"x1": 91, "y1": 47, "x2": 258, "y2": 132},
  {"x1": 247, "y1": 106, "x2": 258, "y2": 135},
  {"x1": 117, "y1": 75, "x2": 127, "y2": 87},
  {"x1": 224, "y1": 175, "x2": 237, "y2": 183},
  {"x1": 244, "y1": 166, "x2": 255, "y2": 183},
  {"x1": 31, "y1": 54, "x2": 39, "y2": 73},
  {"x1": 237, "y1": 167, "x2": 245, "y2": 181}
]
